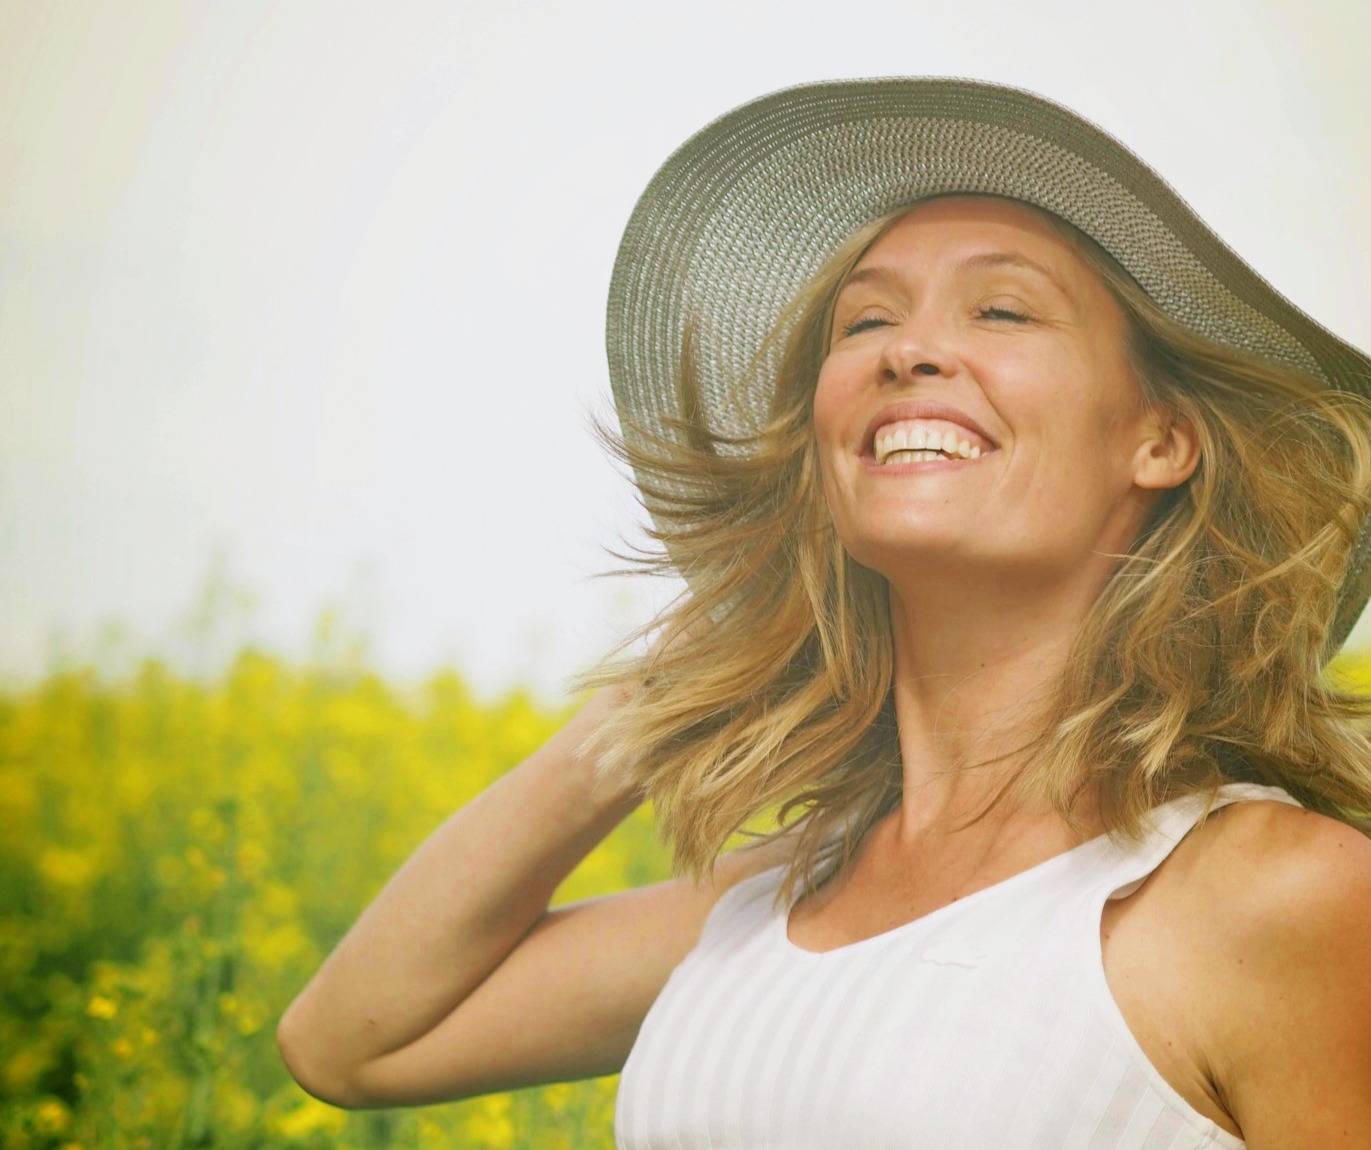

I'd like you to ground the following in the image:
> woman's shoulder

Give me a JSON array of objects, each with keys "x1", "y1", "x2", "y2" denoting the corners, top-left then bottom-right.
[
  {"x1": 1179, "y1": 793, "x2": 1367, "y2": 929},
  {"x1": 1193, "y1": 793, "x2": 1362, "y2": 889},
  {"x1": 1181, "y1": 797, "x2": 1371, "y2": 1141}
]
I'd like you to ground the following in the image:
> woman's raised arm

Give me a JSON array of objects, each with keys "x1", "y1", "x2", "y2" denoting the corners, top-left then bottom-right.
[{"x1": 274, "y1": 683, "x2": 791, "y2": 1108}]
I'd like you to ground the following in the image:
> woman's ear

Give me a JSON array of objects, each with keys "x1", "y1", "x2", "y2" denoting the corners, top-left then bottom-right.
[{"x1": 1135, "y1": 404, "x2": 1200, "y2": 492}]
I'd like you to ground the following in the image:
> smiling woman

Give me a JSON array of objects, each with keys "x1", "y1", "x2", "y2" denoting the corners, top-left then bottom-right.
[
  {"x1": 277, "y1": 76, "x2": 1371, "y2": 1149},
  {"x1": 576, "y1": 77, "x2": 1371, "y2": 1147}
]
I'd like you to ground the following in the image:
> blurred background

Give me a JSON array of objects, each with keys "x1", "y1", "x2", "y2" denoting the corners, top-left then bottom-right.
[
  {"x1": 7, "y1": 0, "x2": 1371, "y2": 702},
  {"x1": 3, "y1": 2, "x2": 1370, "y2": 1147}
]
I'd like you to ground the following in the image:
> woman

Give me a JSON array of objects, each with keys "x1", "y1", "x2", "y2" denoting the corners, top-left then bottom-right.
[{"x1": 277, "y1": 78, "x2": 1371, "y2": 1147}]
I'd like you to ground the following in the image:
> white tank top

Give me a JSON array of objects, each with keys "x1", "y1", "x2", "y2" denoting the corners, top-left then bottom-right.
[{"x1": 615, "y1": 780, "x2": 1303, "y2": 1149}]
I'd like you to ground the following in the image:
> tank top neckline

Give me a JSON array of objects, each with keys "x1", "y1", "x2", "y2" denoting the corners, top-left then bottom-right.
[
  {"x1": 767, "y1": 782, "x2": 1260, "y2": 963},
  {"x1": 614, "y1": 781, "x2": 1297, "y2": 1149}
]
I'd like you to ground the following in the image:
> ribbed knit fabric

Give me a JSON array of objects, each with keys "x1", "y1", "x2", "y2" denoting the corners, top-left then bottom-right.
[{"x1": 615, "y1": 781, "x2": 1303, "y2": 1149}]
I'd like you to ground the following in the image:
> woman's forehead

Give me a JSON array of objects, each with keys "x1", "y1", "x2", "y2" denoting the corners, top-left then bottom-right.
[
  {"x1": 845, "y1": 195, "x2": 1115, "y2": 320},
  {"x1": 861, "y1": 195, "x2": 1081, "y2": 271}
]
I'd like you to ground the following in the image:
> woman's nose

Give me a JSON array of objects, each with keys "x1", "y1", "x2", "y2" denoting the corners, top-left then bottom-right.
[{"x1": 878, "y1": 331, "x2": 957, "y2": 381}]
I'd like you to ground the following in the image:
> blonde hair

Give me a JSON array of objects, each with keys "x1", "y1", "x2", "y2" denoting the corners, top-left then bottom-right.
[{"x1": 570, "y1": 193, "x2": 1371, "y2": 912}]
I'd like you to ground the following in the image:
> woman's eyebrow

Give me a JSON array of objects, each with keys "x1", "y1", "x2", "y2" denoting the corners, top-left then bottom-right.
[{"x1": 838, "y1": 251, "x2": 1073, "y2": 302}]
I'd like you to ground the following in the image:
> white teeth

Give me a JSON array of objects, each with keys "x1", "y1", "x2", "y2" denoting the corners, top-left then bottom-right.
[
  {"x1": 877, "y1": 440, "x2": 983, "y2": 465},
  {"x1": 873, "y1": 422, "x2": 990, "y2": 464}
]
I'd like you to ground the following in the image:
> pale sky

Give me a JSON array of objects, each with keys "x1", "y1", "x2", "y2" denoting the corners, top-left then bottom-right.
[{"x1": 3, "y1": 1, "x2": 1369, "y2": 703}]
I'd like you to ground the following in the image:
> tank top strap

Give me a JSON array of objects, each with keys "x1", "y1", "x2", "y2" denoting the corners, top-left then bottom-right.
[
  {"x1": 1087, "y1": 780, "x2": 1305, "y2": 904},
  {"x1": 1042, "y1": 780, "x2": 1304, "y2": 1148}
]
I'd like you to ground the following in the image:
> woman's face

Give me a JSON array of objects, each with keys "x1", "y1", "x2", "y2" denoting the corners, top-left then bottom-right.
[{"x1": 813, "y1": 194, "x2": 1166, "y2": 589}]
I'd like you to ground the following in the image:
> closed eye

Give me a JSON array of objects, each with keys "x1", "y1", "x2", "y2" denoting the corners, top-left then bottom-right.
[{"x1": 840, "y1": 307, "x2": 1030, "y2": 338}]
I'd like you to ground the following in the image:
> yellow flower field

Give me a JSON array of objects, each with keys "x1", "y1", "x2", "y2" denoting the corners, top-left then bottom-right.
[
  {"x1": 0, "y1": 647, "x2": 678, "y2": 1148},
  {"x1": 6, "y1": 636, "x2": 1370, "y2": 1148}
]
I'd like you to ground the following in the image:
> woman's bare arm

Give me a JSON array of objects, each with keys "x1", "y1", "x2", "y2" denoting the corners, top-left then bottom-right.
[{"x1": 274, "y1": 684, "x2": 792, "y2": 1108}]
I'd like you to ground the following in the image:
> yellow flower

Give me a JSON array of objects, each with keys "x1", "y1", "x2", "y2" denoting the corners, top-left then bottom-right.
[
  {"x1": 416, "y1": 1117, "x2": 448, "y2": 1149},
  {"x1": 2, "y1": 1047, "x2": 46, "y2": 1092},
  {"x1": 270, "y1": 1096, "x2": 348, "y2": 1138},
  {"x1": 243, "y1": 922, "x2": 309, "y2": 971},
  {"x1": 543, "y1": 1081, "x2": 573, "y2": 1114},
  {"x1": 39, "y1": 847, "x2": 98, "y2": 889},
  {"x1": 86, "y1": 995, "x2": 117, "y2": 1020},
  {"x1": 0, "y1": 770, "x2": 37, "y2": 824},
  {"x1": 33, "y1": 1097, "x2": 71, "y2": 1135},
  {"x1": 111, "y1": 1037, "x2": 134, "y2": 1059},
  {"x1": 462, "y1": 1093, "x2": 515, "y2": 1147},
  {"x1": 259, "y1": 880, "x2": 298, "y2": 920},
  {"x1": 235, "y1": 1004, "x2": 265, "y2": 1036}
]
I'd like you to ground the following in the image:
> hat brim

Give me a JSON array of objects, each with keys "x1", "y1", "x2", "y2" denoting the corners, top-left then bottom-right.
[{"x1": 605, "y1": 75, "x2": 1371, "y2": 656}]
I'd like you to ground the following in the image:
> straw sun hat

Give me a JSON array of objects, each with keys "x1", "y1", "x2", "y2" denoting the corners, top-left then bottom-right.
[{"x1": 604, "y1": 75, "x2": 1371, "y2": 656}]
